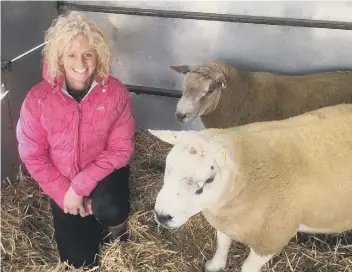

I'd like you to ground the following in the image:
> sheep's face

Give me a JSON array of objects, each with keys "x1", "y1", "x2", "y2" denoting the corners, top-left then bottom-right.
[
  {"x1": 171, "y1": 64, "x2": 227, "y2": 123},
  {"x1": 149, "y1": 129, "x2": 236, "y2": 229}
]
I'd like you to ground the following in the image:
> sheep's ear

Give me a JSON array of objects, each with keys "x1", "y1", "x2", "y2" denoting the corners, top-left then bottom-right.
[
  {"x1": 170, "y1": 65, "x2": 191, "y2": 74},
  {"x1": 148, "y1": 129, "x2": 190, "y2": 145}
]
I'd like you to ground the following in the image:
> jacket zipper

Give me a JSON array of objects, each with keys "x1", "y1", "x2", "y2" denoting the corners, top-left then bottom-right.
[
  {"x1": 73, "y1": 83, "x2": 100, "y2": 173},
  {"x1": 76, "y1": 103, "x2": 82, "y2": 172}
]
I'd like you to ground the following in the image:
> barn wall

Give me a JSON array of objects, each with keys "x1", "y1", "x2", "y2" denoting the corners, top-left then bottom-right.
[{"x1": 1, "y1": 1, "x2": 58, "y2": 184}]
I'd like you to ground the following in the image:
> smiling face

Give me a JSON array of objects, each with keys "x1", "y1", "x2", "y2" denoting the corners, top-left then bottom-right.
[
  {"x1": 61, "y1": 34, "x2": 97, "y2": 90},
  {"x1": 150, "y1": 129, "x2": 237, "y2": 229}
]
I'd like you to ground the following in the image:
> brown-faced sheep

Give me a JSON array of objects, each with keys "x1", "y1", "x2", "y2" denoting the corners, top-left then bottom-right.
[
  {"x1": 149, "y1": 103, "x2": 352, "y2": 272},
  {"x1": 171, "y1": 62, "x2": 352, "y2": 128}
]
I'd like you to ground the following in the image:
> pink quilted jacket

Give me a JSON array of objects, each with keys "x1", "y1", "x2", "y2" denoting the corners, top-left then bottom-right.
[{"x1": 16, "y1": 61, "x2": 135, "y2": 209}]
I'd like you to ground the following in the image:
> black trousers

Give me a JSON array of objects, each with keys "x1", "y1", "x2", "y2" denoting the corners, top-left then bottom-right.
[{"x1": 50, "y1": 165, "x2": 131, "y2": 269}]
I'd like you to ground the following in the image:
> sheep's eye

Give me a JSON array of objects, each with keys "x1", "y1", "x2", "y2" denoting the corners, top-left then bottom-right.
[
  {"x1": 205, "y1": 176, "x2": 214, "y2": 184},
  {"x1": 195, "y1": 187, "x2": 203, "y2": 195},
  {"x1": 207, "y1": 89, "x2": 215, "y2": 95},
  {"x1": 195, "y1": 176, "x2": 215, "y2": 195},
  {"x1": 206, "y1": 81, "x2": 220, "y2": 95}
]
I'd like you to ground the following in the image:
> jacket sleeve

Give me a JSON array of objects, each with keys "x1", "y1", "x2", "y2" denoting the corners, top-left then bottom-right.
[
  {"x1": 70, "y1": 87, "x2": 135, "y2": 197},
  {"x1": 16, "y1": 89, "x2": 71, "y2": 209}
]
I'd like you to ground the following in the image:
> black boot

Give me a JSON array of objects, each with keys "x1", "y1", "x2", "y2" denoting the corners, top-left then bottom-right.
[{"x1": 108, "y1": 219, "x2": 129, "y2": 242}]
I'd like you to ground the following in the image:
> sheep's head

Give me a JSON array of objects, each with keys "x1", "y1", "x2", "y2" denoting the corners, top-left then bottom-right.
[
  {"x1": 149, "y1": 129, "x2": 237, "y2": 229},
  {"x1": 171, "y1": 63, "x2": 228, "y2": 123}
]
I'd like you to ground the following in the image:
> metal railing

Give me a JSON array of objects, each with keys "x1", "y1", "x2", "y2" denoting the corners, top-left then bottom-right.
[{"x1": 57, "y1": 1, "x2": 352, "y2": 30}]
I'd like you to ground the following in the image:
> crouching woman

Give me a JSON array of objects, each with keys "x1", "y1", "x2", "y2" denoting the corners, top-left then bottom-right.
[{"x1": 16, "y1": 12, "x2": 135, "y2": 269}]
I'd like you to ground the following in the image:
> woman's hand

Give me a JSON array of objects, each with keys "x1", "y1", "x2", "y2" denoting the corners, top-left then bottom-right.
[
  {"x1": 63, "y1": 186, "x2": 86, "y2": 217},
  {"x1": 83, "y1": 197, "x2": 93, "y2": 215}
]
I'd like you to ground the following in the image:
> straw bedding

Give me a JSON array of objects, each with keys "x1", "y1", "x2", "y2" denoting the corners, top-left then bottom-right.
[{"x1": 1, "y1": 128, "x2": 351, "y2": 272}]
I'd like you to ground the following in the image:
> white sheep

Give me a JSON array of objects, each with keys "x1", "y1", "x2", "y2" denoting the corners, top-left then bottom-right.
[
  {"x1": 148, "y1": 103, "x2": 352, "y2": 272},
  {"x1": 171, "y1": 62, "x2": 352, "y2": 128}
]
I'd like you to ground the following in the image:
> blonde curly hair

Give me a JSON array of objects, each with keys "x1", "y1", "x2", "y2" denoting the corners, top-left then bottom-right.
[{"x1": 42, "y1": 11, "x2": 111, "y2": 81}]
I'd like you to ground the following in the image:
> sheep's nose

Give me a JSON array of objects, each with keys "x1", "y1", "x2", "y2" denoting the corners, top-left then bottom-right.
[
  {"x1": 176, "y1": 112, "x2": 187, "y2": 122},
  {"x1": 154, "y1": 210, "x2": 173, "y2": 224}
]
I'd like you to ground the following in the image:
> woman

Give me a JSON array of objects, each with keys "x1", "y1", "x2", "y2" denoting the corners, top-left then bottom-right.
[{"x1": 16, "y1": 12, "x2": 135, "y2": 269}]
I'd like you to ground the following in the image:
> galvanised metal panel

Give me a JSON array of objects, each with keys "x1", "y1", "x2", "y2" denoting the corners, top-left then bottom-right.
[
  {"x1": 72, "y1": 10, "x2": 352, "y2": 93},
  {"x1": 58, "y1": 1, "x2": 352, "y2": 132},
  {"x1": 66, "y1": 1, "x2": 352, "y2": 22},
  {"x1": 131, "y1": 93, "x2": 204, "y2": 130}
]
